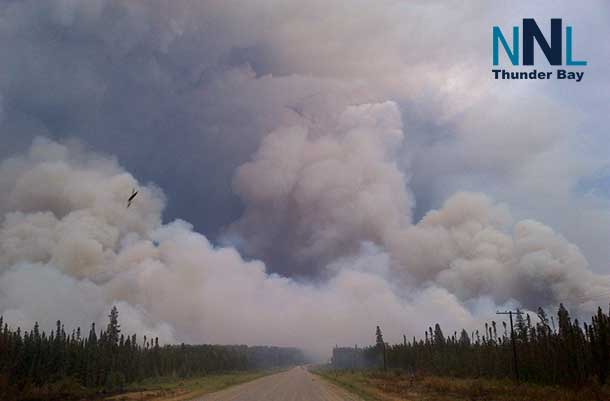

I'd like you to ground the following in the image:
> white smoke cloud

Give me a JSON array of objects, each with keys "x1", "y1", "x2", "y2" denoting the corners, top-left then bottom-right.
[
  {"x1": 0, "y1": 0, "x2": 607, "y2": 275},
  {"x1": 0, "y1": 138, "x2": 485, "y2": 358},
  {"x1": 2, "y1": 130, "x2": 608, "y2": 359},
  {"x1": 229, "y1": 101, "x2": 411, "y2": 275},
  {"x1": 228, "y1": 99, "x2": 610, "y2": 315}
]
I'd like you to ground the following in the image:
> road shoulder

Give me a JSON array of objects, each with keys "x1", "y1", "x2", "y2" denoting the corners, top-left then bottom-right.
[{"x1": 105, "y1": 371, "x2": 273, "y2": 401}]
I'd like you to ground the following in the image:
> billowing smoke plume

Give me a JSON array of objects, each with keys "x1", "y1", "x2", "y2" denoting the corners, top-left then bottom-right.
[
  {"x1": 1, "y1": 132, "x2": 608, "y2": 359},
  {"x1": 0, "y1": 138, "x2": 492, "y2": 357},
  {"x1": 228, "y1": 101, "x2": 610, "y2": 312},
  {"x1": 1, "y1": 1, "x2": 610, "y2": 360},
  {"x1": 229, "y1": 102, "x2": 411, "y2": 276}
]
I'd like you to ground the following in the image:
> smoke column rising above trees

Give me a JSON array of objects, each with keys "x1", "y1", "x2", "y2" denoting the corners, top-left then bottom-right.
[
  {"x1": 0, "y1": 1, "x2": 610, "y2": 359},
  {"x1": 0, "y1": 130, "x2": 608, "y2": 359}
]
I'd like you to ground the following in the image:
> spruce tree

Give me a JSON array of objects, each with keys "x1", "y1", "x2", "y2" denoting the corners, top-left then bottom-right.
[
  {"x1": 459, "y1": 329, "x2": 471, "y2": 346},
  {"x1": 106, "y1": 306, "x2": 121, "y2": 347},
  {"x1": 433, "y1": 324, "x2": 445, "y2": 346},
  {"x1": 375, "y1": 326, "x2": 384, "y2": 348}
]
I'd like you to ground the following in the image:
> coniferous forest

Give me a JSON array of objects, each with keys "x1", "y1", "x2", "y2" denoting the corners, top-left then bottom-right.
[
  {"x1": 0, "y1": 306, "x2": 305, "y2": 399},
  {"x1": 333, "y1": 304, "x2": 610, "y2": 386}
]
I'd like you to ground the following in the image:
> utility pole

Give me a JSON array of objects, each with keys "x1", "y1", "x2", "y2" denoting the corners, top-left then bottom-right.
[{"x1": 496, "y1": 310, "x2": 523, "y2": 383}]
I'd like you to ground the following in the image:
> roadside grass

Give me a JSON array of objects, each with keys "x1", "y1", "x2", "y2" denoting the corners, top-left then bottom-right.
[
  {"x1": 105, "y1": 370, "x2": 273, "y2": 401},
  {"x1": 313, "y1": 368, "x2": 610, "y2": 401},
  {"x1": 313, "y1": 369, "x2": 381, "y2": 401},
  {"x1": 2, "y1": 370, "x2": 276, "y2": 401}
]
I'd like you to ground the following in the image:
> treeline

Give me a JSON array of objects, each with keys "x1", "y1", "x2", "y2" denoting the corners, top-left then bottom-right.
[
  {"x1": 0, "y1": 306, "x2": 305, "y2": 398},
  {"x1": 339, "y1": 304, "x2": 610, "y2": 386}
]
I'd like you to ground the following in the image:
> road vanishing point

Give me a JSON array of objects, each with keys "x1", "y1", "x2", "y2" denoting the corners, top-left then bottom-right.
[{"x1": 196, "y1": 366, "x2": 364, "y2": 401}]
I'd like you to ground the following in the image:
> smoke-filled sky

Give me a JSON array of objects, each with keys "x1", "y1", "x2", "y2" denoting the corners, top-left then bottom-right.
[{"x1": 1, "y1": 1, "x2": 609, "y2": 359}]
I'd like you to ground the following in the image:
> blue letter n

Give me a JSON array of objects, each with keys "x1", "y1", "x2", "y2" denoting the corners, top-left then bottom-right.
[{"x1": 493, "y1": 26, "x2": 519, "y2": 66}]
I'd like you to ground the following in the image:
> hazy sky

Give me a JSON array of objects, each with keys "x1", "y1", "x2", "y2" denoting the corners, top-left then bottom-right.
[{"x1": 0, "y1": 1, "x2": 609, "y2": 358}]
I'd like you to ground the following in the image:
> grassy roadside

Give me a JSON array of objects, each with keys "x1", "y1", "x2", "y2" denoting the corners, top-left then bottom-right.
[
  {"x1": 313, "y1": 369, "x2": 380, "y2": 401},
  {"x1": 313, "y1": 368, "x2": 610, "y2": 401},
  {"x1": 105, "y1": 370, "x2": 274, "y2": 401}
]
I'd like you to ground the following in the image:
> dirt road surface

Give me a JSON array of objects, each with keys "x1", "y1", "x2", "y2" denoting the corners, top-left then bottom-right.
[{"x1": 194, "y1": 366, "x2": 363, "y2": 401}]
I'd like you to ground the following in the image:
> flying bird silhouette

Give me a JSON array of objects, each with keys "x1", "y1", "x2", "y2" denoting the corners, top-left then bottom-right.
[{"x1": 127, "y1": 188, "x2": 138, "y2": 208}]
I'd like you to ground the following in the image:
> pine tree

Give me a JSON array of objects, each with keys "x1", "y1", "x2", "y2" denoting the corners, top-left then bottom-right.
[
  {"x1": 375, "y1": 326, "x2": 386, "y2": 370},
  {"x1": 375, "y1": 326, "x2": 384, "y2": 348},
  {"x1": 558, "y1": 303, "x2": 572, "y2": 338},
  {"x1": 107, "y1": 306, "x2": 121, "y2": 347},
  {"x1": 459, "y1": 329, "x2": 471, "y2": 346},
  {"x1": 536, "y1": 307, "x2": 551, "y2": 335},
  {"x1": 515, "y1": 309, "x2": 527, "y2": 341},
  {"x1": 592, "y1": 306, "x2": 609, "y2": 384},
  {"x1": 433, "y1": 324, "x2": 445, "y2": 346}
]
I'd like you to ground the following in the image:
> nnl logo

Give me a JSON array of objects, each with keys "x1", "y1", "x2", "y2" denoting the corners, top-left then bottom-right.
[{"x1": 493, "y1": 19, "x2": 587, "y2": 66}]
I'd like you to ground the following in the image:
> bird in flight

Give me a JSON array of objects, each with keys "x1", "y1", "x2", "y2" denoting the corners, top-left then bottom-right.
[{"x1": 127, "y1": 188, "x2": 138, "y2": 208}]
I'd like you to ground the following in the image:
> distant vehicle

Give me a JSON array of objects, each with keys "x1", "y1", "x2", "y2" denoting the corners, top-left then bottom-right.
[{"x1": 127, "y1": 188, "x2": 138, "y2": 208}]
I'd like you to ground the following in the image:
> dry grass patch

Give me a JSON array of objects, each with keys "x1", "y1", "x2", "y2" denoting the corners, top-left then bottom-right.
[{"x1": 315, "y1": 369, "x2": 610, "y2": 401}]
